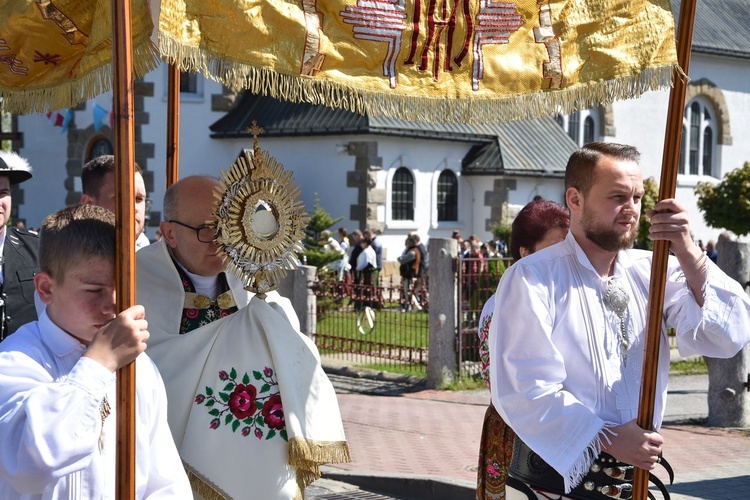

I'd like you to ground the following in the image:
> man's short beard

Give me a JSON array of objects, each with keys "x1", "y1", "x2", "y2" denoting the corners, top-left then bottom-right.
[
  {"x1": 581, "y1": 211, "x2": 638, "y2": 252},
  {"x1": 584, "y1": 226, "x2": 637, "y2": 252}
]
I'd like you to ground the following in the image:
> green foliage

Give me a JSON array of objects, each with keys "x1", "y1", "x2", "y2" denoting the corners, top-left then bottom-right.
[
  {"x1": 305, "y1": 194, "x2": 344, "y2": 241},
  {"x1": 695, "y1": 162, "x2": 750, "y2": 236},
  {"x1": 301, "y1": 194, "x2": 345, "y2": 268},
  {"x1": 635, "y1": 177, "x2": 659, "y2": 250}
]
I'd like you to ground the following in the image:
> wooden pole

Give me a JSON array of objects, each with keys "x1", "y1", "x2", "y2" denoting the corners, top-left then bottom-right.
[
  {"x1": 166, "y1": 64, "x2": 180, "y2": 188},
  {"x1": 632, "y1": 0, "x2": 698, "y2": 498},
  {"x1": 111, "y1": 0, "x2": 137, "y2": 497}
]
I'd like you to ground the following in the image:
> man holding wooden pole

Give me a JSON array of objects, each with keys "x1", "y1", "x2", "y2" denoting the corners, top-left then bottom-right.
[{"x1": 489, "y1": 142, "x2": 750, "y2": 500}]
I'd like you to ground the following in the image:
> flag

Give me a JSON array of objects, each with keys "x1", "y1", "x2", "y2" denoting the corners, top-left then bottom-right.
[
  {"x1": 46, "y1": 111, "x2": 65, "y2": 128},
  {"x1": 61, "y1": 109, "x2": 73, "y2": 133},
  {"x1": 45, "y1": 109, "x2": 72, "y2": 133},
  {"x1": 93, "y1": 103, "x2": 110, "y2": 132},
  {"x1": 157, "y1": 0, "x2": 679, "y2": 124}
]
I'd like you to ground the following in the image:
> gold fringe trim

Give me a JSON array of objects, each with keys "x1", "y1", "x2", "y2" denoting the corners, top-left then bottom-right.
[
  {"x1": 0, "y1": 40, "x2": 160, "y2": 115},
  {"x1": 159, "y1": 32, "x2": 678, "y2": 125},
  {"x1": 287, "y1": 436, "x2": 352, "y2": 498},
  {"x1": 183, "y1": 460, "x2": 231, "y2": 500}
]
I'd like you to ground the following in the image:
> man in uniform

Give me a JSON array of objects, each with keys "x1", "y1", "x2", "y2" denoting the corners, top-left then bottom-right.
[{"x1": 0, "y1": 151, "x2": 39, "y2": 340}]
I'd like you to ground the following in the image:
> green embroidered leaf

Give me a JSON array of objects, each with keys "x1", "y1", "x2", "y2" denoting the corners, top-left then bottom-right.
[
  {"x1": 266, "y1": 429, "x2": 276, "y2": 440},
  {"x1": 256, "y1": 401, "x2": 264, "y2": 411},
  {"x1": 209, "y1": 409, "x2": 220, "y2": 417},
  {"x1": 242, "y1": 372, "x2": 250, "y2": 385},
  {"x1": 232, "y1": 419, "x2": 240, "y2": 432},
  {"x1": 219, "y1": 392, "x2": 230, "y2": 403},
  {"x1": 224, "y1": 383, "x2": 235, "y2": 391},
  {"x1": 225, "y1": 414, "x2": 233, "y2": 425},
  {"x1": 205, "y1": 400, "x2": 215, "y2": 407},
  {"x1": 206, "y1": 386, "x2": 214, "y2": 396},
  {"x1": 280, "y1": 430, "x2": 288, "y2": 441},
  {"x1": 253, "y1": 370, "x2": 262, "y2": 380},
  {"x1": 230, "y1": 368, "x2": 237, "y2": 380},
  {"x1": 260, "y1": 384, "x2": 270, "y2": 393},
  {"x1": 255, "y1": 415, "x2": 265, "y2": 426},
  {"x1": 243, "y1": 417, "x2": 254, "y2": 425}
]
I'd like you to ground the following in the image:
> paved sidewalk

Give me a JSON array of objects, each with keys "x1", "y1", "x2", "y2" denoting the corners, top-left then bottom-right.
[{"x1": 309, "y1": 366, "x2": 750, "y2": 500}]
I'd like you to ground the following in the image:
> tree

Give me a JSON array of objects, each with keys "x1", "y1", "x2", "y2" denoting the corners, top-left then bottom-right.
[
  {"x1": 301, "y1": 195, "x2": 344, "y2": 269},
  {"x1": 695, "y1": 162, "x2": 750, "y2": 236}
]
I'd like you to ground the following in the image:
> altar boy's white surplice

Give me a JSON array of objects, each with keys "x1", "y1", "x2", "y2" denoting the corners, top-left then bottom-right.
[{"x1": 137, "y1": 240, "x2": 350, "y2": 500}]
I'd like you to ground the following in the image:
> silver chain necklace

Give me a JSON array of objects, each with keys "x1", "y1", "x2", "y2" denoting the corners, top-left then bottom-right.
[{"x1": 602, "y1": 278, "x2": 630, "y2": 365}]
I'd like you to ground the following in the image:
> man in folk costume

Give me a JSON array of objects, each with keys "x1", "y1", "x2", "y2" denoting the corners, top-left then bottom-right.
[
  {"x1": 0, "y1": 151, "x2": 39, "y2": 341},
  {"x1": 137, "y1": 175, "x2": 350, "y2": 499},
  {"x1": 490, "y1": 143, "x2": 750, "y2": 499}
]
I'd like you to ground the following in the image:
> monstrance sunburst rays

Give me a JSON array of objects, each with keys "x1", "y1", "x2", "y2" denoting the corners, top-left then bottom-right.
[{"x1": 213, "y1": 124, "x2": 309, "y2": 297}]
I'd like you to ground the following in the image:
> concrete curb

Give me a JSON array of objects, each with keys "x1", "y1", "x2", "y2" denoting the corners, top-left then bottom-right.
[
  {"x1": 321, "y1": 469, "x2": 475, "y2": 500},
  {"x1": 322, "y1": 362, "x2": 428, "y2": 387}
]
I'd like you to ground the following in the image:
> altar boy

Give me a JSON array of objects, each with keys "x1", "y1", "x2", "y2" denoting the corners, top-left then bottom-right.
[{"x1": 0, "y1": 204, "x2": 191, "y2": 498}]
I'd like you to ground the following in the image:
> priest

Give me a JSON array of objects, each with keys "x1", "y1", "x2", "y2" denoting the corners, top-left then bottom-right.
[{"x1": 137, "y1": 175, "x2": 349, "y2": 500}]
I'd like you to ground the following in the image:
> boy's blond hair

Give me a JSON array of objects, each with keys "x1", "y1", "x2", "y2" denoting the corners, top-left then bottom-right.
[{"x1": 39, "y1": 204, "x2": 116, "y2": 282}]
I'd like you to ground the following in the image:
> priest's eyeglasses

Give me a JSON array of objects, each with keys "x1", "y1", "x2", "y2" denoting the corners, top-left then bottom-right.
[{"x1": 168, "y1": 220, "x2": 217, "y2": 243}]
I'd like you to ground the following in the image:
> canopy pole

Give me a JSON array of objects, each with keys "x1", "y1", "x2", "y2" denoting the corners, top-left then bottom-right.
[
  {"x1": 166, "y1": 64, "x2": 180, "y2": 188},
  {"x1": 632, "y1": 0, "x2": 698, "y2": 498},
  {"x1": 111, "y1": 0, "x2": 137, "y2": 497}
]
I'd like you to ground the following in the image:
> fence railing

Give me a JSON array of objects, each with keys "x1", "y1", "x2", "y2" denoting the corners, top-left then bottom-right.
[{"x1": 309, "y1": 271, "x2": 429, "y2": 375}]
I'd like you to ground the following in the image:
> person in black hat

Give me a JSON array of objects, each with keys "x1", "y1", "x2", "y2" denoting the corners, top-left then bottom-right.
[{"x1": 0, "y1": 150, "x2": 39, "y2": 341}]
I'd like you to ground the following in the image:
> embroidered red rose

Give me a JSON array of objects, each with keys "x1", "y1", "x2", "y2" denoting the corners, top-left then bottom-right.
[
  {"x1": 241, "y1": 426, "x2": 251, "y2": 437},
  {"x1": 261, "y1": 394, "x2": 285, "y2": 429},
  {"x1": 254, "y1": 428, "x2": 263, "y2": 440},
  {"x1": 210, "y1": 418, "x2": 220, "y2": 430},
  {"x1": 218, "y1": 370, "x2": 229, "y2": 381},
  {"x1": 185, "y1": 308, "x2": 200, "y2": 319},
  {"x1": 228, "y1": 384, "x2": 258, "y2": 420},
  {"x1": 194, "y1": 395, "x2": 205, "y2": 404}
]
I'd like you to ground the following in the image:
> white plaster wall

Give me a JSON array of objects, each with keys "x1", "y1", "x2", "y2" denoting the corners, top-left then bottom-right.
[
  {"x1": 606, "y1": 54, "x2": 750, "y2": 243},
  {"x1": 15, "y1": 114, "x2": 70, "y2": 227}
]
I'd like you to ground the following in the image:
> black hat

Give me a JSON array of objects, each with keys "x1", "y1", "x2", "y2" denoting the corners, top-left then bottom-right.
[{"x1": 0, "y1": 151, "x2": 33, "y2": 185}]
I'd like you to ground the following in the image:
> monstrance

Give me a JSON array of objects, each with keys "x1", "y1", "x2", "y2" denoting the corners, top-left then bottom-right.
[{"x1": 213, "y1": 121, "x2": 309, "y2": 299}]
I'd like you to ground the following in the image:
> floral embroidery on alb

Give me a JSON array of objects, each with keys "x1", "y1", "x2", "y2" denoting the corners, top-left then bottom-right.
[{"x1": 194, "y1": 366, "x2": 288, "y2": 441}]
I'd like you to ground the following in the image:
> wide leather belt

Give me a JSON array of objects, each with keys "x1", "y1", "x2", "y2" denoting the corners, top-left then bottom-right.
[{"x1": 507, "y1": 437, "x2": 673, "y2": 500}]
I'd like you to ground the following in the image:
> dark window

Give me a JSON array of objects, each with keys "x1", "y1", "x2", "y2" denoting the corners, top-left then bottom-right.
[
  {"x1": 567, "y1": 112, "x2": 580, "y2": 143},
  {"x1": 391, "y1": 167, "x2": 414, "y2": 220},
  {"x1": 87, "y1": 138, "x2": 114, "y2": 162},
  {"x1": 679, "y1": 125, "x2": 686, "y2": 175},
  {"x1": 437, "y1": 170, "x2": 458, "y2": 221},
  {"x1": 689, "y1": 102, "x2": 700, "y2": 175},
  {"x1": 583, "y1": 116, "x2": 595, "y2": 144},
  {"x1": 180, "y1": 72, "x2": 198, "y2": 94},
  {"x1": 702, "y1": 127, "x2": 713, "y2": 176}
]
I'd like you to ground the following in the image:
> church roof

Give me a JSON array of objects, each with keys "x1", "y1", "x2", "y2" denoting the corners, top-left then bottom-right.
[
  {"x1": 209, "y1": 92, "x2": 577, "y2": 177},
  {"x1": 672, "y1": 0, "x2": 750, "y2": 59}
]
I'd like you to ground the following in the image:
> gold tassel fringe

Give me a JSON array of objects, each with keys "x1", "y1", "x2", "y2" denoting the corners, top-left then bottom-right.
[
  {"x1": 159, "y1": 32, "x2": 679, "y2": 125},
  {"x1": 0, "y1": 40, "x2": 160, "y2": 115},
  {"x1": 287, "y1": 436, "x2": 352, "y2": 497},
  {"x1": 183, "y1": 460, "x2": 231, "y2": 500}
]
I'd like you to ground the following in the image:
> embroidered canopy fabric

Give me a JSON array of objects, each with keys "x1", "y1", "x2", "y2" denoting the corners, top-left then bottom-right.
[
  {"x1": 1, "y1": 0, "x2": 678, "y2": 123},
  {"x1": 0, "y1": 0, "x2": 158, "y2": 113}
]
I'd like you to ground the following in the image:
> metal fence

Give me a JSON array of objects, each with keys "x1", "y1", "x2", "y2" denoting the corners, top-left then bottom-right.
[
  {"x1": 456, "y1": 257, "x2": 510, "y2": 378},
  {"x1": 310, "y1": 271, "x2": 429, "y2": 375}
]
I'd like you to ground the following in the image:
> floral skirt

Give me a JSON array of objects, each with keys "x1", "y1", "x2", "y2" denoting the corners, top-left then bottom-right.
[{"x1": 477, "y1": 403, "x2": 516, "y2": 500}]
